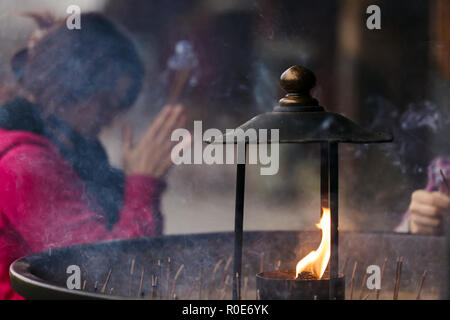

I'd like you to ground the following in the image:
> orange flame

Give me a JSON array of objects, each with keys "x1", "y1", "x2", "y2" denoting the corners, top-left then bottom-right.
[{"x1": 295, "y1": 207, "x2": 331, "y2": 279}]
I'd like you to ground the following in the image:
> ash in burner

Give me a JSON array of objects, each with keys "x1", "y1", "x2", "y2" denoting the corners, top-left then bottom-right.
[{"x1": 298, "y1": 271, "x2": 319, "y2": 281}]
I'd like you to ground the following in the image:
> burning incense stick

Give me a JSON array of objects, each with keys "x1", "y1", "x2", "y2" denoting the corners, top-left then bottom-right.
[
  {"x1": 128, "y1": 258, "x2": 135, "y2": 296},
  {"x1": 101, "y1": 268, "x2": 112, "y2": 294},
  {"x1": 416, "y1": 269, "x2": 427, "y2": 300},
  {"x1": 168, "y1": 69, "x2": 191, "y2": 105},
  {"x1": 376, "y1": 258, "x2": 388, "y2": 300},
  {"x1": 167, "y1": 40, "x2": 197, "y2": 105},
  {"x1": 171, "y1": 264, "x2": 184, "y2": 299},
  {"x1": 349, "y1": 261, "x2": 358, "y2": 300},
  {"x1": 393, "y1": 257, "x2": 403, "y2": 300},
  {"x1": 137, "y1": 267, "x2": 145, "y2": 298},
  {"x1": 166, "y1": 257, "x2": 171, "y2": 299}
]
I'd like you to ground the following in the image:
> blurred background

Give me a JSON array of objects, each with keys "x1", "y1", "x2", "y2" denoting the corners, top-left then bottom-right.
[{"x1": 0, "y1": 0, "x2": 449, "y2": 234}]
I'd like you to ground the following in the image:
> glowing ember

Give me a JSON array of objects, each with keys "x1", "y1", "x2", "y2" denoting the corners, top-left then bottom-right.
[{"x1": 295, "y1": 207, "x2": 331, "y2": 279}]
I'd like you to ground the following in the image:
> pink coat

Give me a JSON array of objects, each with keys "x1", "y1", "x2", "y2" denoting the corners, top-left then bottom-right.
[{"x1": 0, "y1": 129, "x2": 163, "y2": 299}]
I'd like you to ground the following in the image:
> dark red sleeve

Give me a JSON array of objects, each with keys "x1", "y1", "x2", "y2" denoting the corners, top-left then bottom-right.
[{"x1": 0, "y1": 143, "x2": 164, "y2": 299}]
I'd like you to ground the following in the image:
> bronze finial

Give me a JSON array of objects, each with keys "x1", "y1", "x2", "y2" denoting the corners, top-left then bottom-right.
[{"x1": 279, "y1": 65, "x2": 319, "y2": 107}]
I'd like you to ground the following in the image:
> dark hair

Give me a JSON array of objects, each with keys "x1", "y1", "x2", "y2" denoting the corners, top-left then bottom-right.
[{"x1": 12, "y1": 13, "x2": 145, "y2": 114}]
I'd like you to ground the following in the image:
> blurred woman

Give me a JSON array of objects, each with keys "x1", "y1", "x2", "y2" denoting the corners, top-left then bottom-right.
[{"x1": 0, "y1": 13, "x2": 185, "y2": 299}]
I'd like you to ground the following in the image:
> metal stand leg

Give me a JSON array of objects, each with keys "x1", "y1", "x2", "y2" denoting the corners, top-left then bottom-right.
[
  {"x1": 329, "y1": 142, "x2": 339, "y2": 299},
  {"x1": 321, "y1": 143, "x2": 330, "y2": 213},
  {"x1": 233, "y1": 162, "x2": 246, "y2": 300}
]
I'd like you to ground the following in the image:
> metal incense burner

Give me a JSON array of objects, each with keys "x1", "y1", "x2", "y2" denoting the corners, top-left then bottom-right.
[
  {"x1": 9, "y1": 66, "x2": 403, "y2": 301},
  {"x1": 213, "y1": 65, "x2": 393, "y2": 300}
]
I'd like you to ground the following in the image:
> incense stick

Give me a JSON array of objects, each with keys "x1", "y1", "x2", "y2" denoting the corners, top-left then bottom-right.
[
  {"x1": 186, "y1": 280, "x2": 197, "y2": 300},
  {"x1": 166, "y1": 257, "x2": 171, "y2": 299},
  {"x1": 219, "y1": 275, "x2": 230, "y2": 300},
  {"x1": 416, "y1": 270, "x2": 427, "y2": 300},
  {"x1": 157, "y1": 259, "x2": 162, "y2": 298},
  {"x1": 221, "y1": 256, "x2": 232, "y2": 285},
  {"x1": 224, "y1": 256, "x2": 232, "y2": 273},
  {"x1": 208, "y1": 259, "x2": 223, "y2": 299},
  {"x1": 376, "y1": 258, "x2": 388, "y2": 300},
  {"x1": 223, "y1": 275, "x2": 230, "y2": 289},
  {"x1": 168, "y1": 69, "x2": 190, "y2": 105},
  {"x1": 440, "y1": 169, "x2": 449, "y2": 192},
  {"x1": 82, "y1": 280, "x2": 87, "y2": 291},
  {"x1": 393, "y1": 257, "x2": 403, "y2": 300},
  {"x1": 349, "y1": 261, "x2": 358, "y2": 300},
  {"x1": 101, "y1": 268, "x2": 112, "y2": 294},
  {"x1": 151, "y1": 275, "x2": 158, "y2": 299},
  {"x1": 171, "y1": 264, "x2": 184, "y2": 299},
  {"x1": 219, "y1": 288, "x2": 227, "y2": 300},
  {"x1": 259, "y1": 252, "x2": 265, "y2": 273},
  {"x1": 359, "y1": 273, "x2": 368, "y2": 300},
  {"x1": 128, "y1": 258, "x2": 135, "y2": 296},
  {"x1": 137, "y1": 267, "x2": 145, "y2": 298},
  {"x1": 211, "y1": 259, "x2": 223, "y2": 282},
  {"x1": 275, "y1": 260, "x2": 281, "y2": 271},
  {"x1": 235, "y1": 272, "x2": 241, "y2": 300},
  {"x1": 243, "y1": 276, "x2": 248, "y2": 300}
]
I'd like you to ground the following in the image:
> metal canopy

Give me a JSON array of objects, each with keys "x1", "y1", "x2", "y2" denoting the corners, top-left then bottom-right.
[
  {"x1": 207, "y1": 65, "x2": 393, "y2": 144},
  {"x1": 221, "y1": 110, "x2": 392, "y2": 143}
]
